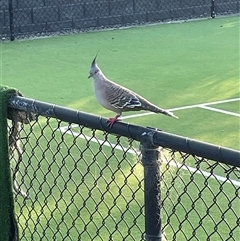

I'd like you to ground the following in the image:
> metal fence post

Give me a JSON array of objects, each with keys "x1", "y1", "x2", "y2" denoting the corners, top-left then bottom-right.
[
  {"x1": 8, "y1": 0, "x2": 14, "y2": 41},
  {"x1": 140, "y1": 131, "x2": 162, "y2": 241},
  {"x1": 211, "y1": 0, "x2": 216, "y2": 18}
]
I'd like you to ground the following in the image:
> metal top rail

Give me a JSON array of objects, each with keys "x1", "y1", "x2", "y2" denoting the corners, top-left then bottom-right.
[{"x1": 8, "y1": 95, "x2": 240, "y2": 167}]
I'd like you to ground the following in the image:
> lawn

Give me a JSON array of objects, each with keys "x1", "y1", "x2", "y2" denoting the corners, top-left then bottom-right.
[{"x1": 1, "y1": 15, "x2": 240, "y2": 240}]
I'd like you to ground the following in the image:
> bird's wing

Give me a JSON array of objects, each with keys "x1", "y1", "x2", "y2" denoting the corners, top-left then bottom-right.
[{"x1": 105, "y1": 82, "x2": 141, "y2": 109}]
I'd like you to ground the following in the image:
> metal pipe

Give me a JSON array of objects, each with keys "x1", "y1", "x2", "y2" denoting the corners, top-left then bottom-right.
[
  {"x1": 140, "y1": 131, "x2": 162, "y2": 241},
  {"x1": 8, "y1": 0, "x2": 14, "y2": 41},
  {"x1": 8, "y1": 95, "x2": 240, "y2": 167},
  {"x1": 211, "y1": 0, "x2": 216, "y2": 18}
]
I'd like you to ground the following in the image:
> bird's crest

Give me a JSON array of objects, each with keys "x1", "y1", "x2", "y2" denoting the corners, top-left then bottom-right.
[
  {"x1": 91, "y1": 51, "x2": 100, "y2": 67},
  {"x1": 88, "y1": 51, "x2": 101, "y2": 79}
]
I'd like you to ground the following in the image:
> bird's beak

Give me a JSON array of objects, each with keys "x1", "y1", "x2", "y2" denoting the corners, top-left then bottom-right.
[{"x1": 88, "y1": 74, "x2": 92, "y2": 79}]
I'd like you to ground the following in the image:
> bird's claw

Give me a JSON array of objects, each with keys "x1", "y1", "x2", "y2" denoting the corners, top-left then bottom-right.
[{"x1": 107, "y1": 116, "x2": 120, "y2": 127}]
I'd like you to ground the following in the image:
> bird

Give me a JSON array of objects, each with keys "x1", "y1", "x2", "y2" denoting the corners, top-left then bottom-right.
[{"x1": 88, "y1": 53, "x2": 178, "y2": 127}]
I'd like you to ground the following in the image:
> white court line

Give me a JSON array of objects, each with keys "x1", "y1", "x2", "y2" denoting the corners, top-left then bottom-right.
[
  {"x1": 58, "y1": 126, "x2": 240, "y2": 187},
  {"x1": 121, "y1": 112, "x2": 154, "y2": 120},
  {"x1": 199, "y1": 105, "x2": 240, "y2": 117},
  {"x1": 170, "y1": 161, "x2": 240, "y2": 187},
  {"x1": 121, "y1": 97, "x2": 240, "y2": 120},
  {"x1": 59, "y1": 126, "x2": 136, "y2": 155}
]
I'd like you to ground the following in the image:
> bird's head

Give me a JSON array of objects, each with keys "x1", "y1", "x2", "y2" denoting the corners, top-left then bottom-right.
[{"x1": 88, "y1": 52, "x2": 101, "y2": 79}]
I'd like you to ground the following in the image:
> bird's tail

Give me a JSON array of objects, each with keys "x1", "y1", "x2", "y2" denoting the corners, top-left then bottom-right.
[
  {"x1": 157, "y1": 109, "x2": 178, "y2": 119},
  {"x1": 137, "y1": 96, "x2": 178, "y2": 119},
  {"x1": 144, "y1": 101, "x2": 178, "y2": 119}
]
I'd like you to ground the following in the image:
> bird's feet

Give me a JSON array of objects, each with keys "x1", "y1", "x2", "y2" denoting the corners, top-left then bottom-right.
[{"x1": 107, "y1": 115, "x2": 121, "y2": 127}]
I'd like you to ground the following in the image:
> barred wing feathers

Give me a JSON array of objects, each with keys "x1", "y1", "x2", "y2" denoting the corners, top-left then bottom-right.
[
  {"x1": 104, "y1": 81, "x2": 138, "y2": 108},
  {"x1": 104, "y1": 81, "x2": 178, "y2": 118}
]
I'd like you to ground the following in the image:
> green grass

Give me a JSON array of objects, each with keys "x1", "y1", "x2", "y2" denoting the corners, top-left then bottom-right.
[
  {"x1": 1, "y1": 16, "x2": 239, "y2": 149},
  {"x1": 1, "y1": 16, "x2": 240, "y2": 240},
  {"x1": 15, "y1": 121, "x2": 144, "y2": 240},
  {"x1": 15, "y1": 120, "x2": 239, "y2": 241},
  {"x1": 212, "y1": 101, "x2": 240, "y2": 113}
]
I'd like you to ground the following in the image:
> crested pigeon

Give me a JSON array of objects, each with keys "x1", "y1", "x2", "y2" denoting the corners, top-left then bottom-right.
[{"x1": 88, "y1": 54, "x2": 178, "y2": 127}]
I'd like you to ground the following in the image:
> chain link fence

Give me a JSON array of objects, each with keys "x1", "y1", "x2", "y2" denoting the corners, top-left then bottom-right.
[
  {"x1": 0, "y1": 0, "x2": 239, "y2": 40},
  {"x1": 6, "y1": 95, "x2": 240, "y2": 241},
  {"x1": 215, "y1": 0, "x2": 240, "y2": 15}
]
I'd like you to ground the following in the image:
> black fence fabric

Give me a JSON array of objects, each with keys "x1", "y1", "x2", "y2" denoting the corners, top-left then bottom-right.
[
  {"x1": 0, "y1": 0, "x2": 239, "y2": 40},
  {"x1": 11, "y1": 118, "x2": 145, "y2": 240},
  {"x1": 11, "y1": 119, "x2": 143, "y2": 240},
  {"x1": 8, "y1": 97, "x2": 240, "y2": 241}
]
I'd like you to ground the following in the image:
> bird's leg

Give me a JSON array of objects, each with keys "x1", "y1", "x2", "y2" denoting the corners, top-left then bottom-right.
[{"x1": 107, "y1": 114, "x2": 121, "y2": 127}]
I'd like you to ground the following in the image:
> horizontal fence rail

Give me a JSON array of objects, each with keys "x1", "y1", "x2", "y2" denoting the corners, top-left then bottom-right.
[
  {"x1": 0, "y1": 0, "x2": 239, "y2": 40},
  {"x1": 7, "y1": 95, "x2": 240, "y2": 240},
  {"x1": 9, "y1": 95, "x2": 240, "y2": 167}
]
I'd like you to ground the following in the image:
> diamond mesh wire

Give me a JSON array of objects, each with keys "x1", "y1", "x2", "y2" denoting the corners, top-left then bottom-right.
[
  {"x1": 0, "y1": 0, "x2": 239, "y2": 40},
  {"x1": 215, "y1": 0, "x2": 240, "y2": 15},
  {"x1": 160, "y1": 150, "x2": 240, "y2": 241},
  {"x1": 10, "y1": 116, "x2": 144, "y2": 241},
  {"x1": 8, "y1": 115, "x2": 240, "y2": 240}
]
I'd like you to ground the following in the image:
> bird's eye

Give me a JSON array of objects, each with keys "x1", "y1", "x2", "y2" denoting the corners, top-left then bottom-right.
[{"x1": 95, "y1": 70, "x2": 99, "y2": 74}]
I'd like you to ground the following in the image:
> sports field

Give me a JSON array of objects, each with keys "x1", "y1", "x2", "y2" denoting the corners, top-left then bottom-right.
[{"x1": 1, "y1": 16, "x2": 239, "y2": 240}]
